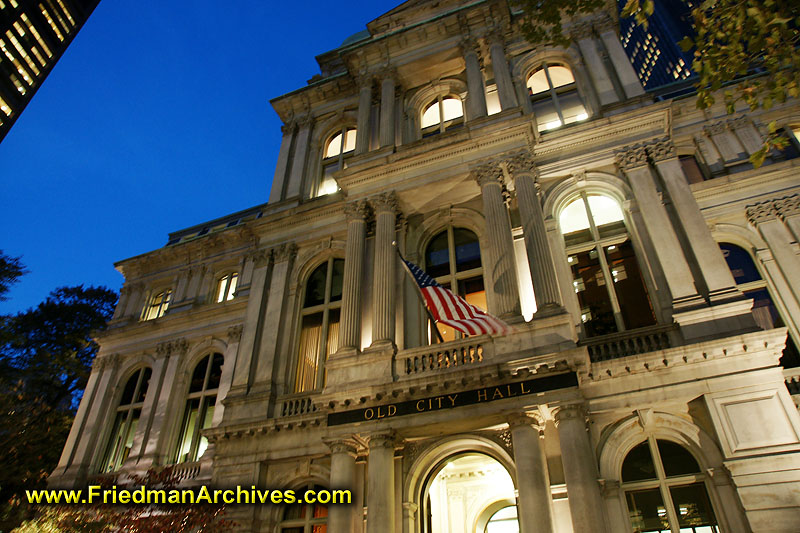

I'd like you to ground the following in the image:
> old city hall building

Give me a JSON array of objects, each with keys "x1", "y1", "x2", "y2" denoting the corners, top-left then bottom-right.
[{"x1": 50, "y1": 0, "x2": 800, "y2": 531}]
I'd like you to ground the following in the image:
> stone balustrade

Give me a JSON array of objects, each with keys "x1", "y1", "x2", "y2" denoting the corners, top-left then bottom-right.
[
  {"x1": 397, "y1": 336, "x2": 491, "y2": 376},
  {"x1": 278, "y1": 392, "x2": 319, "y2": 417},
  {"x1": 581, "y1": 324, "x2": 676, "y2": 362}
]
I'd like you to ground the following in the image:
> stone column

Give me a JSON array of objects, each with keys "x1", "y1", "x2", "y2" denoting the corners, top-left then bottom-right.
[
  {"x1": 139, "y1": 341, "x2": 185, "y2": 464},
  {"x1": 328, "y1": 439, "x2": 359, "y2": 533},
  {"x1": 379, "y1": 69, "x2": 396, "y2": 148},
  {"x1": 338, "y1": 200, "x2": 369, "y2": 354},
  {"x1": 616, "y1": 146, "x2": 700, "y2": 305},
  {"x1": 356, "y1": 75, "x2": 373, "y2": 155},
  {"x1": 488, "y1": 33, "x2": 518, "y2": 110},
  {"x1": 229, "y1": 249, "x2": 270, "y2": 392},
  {"x1": 269, "y1": 121, "x2": 296, "y2": 203},
  {"x1": 127, "y1": 346, "x2": 175, "y2": 466},
  {"x1": 367, "y1": 433, "x2": 396, "y2": 533},
  {"x1": 596, "y1": 16, "x2": 645, "y2": 98},
  {"x1": 472, "y1": 162, "x2": 521, "y2": 319},
  {"x1": 507, "y1": 153, "x2": 563, "y2": 315},
  {"x1": 573, "y1": 23, "x2": 618, "y2": 106},
  {"x1": 553, "y1": 404, "x2": 608, "y2": 533},
  {"x1": 648, "y1": 140, "x2": 739, "y2": 298},
  {"x1": 285, "y1": 116, "x2": 313, "y2": 198},
  {"x1": 747, "y1": 200, "x2": 800, "y2": 304},
  {"x1": 463, "y1": 39, "x2": 488, "y2": 120},
  {"x1": 371, "y1": 192, "x2": 399, "y2": 348},
  {"x1": 508, "y1": 413, "x2": 554, "y2": 533}
]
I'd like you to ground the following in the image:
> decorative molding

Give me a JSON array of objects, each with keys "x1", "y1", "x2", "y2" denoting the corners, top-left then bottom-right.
[
  {"x1": 615, "y1": 145, "x2": 649, "y2": 170},
  {"x1": 326, "y1": 438, "x2": 359, "y2": 457},
  {"x1": 155, "y1": 338, "x2": 188, "y2": 358},
  {"x1": 471, "y1": 161, "x2": 504, "y2": 187},
  {"x1": 569, "y1": 21, "x2": 594, "y2": 40},
  {"x1": 746, "y1": 201, "x2": 781, "y2": 225},
  {"x1": 507, "y1": 411, "x2": 544, "y2": 432},
  {"x1": 93, "y1": 352, "x2": 119, "y2": 371},
  {"x1": 272, "y1": 242, "x2": 298, "y2": 263},
  {"x1": 280, "y1": 121, "x2": 295, "y2": 135},
  {"x1": 344, "y1": 199, "x2": 370, "y2": 222},
  {"x1": 704, "y1": 122, "x2": 727, "y2": 136},
  {"x1": 551, "y1": 403, "x2": 587, "y2": 427},
  {"x1": 367, "y1": 432, "x2": 396, "y2": 449},
  {"x1": 227, "y1": 324, "x2": 244, "y2": 344},
  {"x1": 370, "y1": 191, "x2": 399, "y2": 215},
  {"x1": 776, "y1": 195, "x2": 800, "y2": 219},
  {"x1": 504, "y1": 151, "x2": 537, "y2": 177},
  {"x1": 646, "y1": 138, "x2": 677, "y2": 162}
]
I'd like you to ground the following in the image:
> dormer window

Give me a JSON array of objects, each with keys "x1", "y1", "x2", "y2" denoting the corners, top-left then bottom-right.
[
  {"x1": 527, "y1": 63, "x2": 588, "y2": 132},
  {"x1": 421, "y1": 96, "x2": 464, "y2": 137},
  {"x1": 317, "y1": 127, "x2": 356, "y2": 198}
]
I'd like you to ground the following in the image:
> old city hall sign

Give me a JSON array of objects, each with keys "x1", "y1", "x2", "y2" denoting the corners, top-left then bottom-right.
[{"x1": 327, "y1": 372, "x2": 579, "y2": 426}]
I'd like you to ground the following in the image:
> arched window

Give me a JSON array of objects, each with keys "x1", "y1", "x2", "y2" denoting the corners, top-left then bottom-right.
[
  {"x1": 174, "y1": 353, "x2": 223, "y2": 464},
  {"x1": 622, "y1": 439, "x2": 720, "y2": 532},
  {"x1": 316, "y1": 127, "x2": 356, "y2": 198},
  {"x1": 420, "y1": 95, "x2": 464, "y2": 137},
  {"x1": 485, "y1": 506, "x2": 519, "y2": 532},
  {"x1": 216, "y1": 272, "x2": 239, "y2": 302},
  {"x1": 424, "y1": 227, "x2": 484, "y2": 342},
  {"x1": 558, "y1": 193, "x2": 655, "y2": 337},
  {"x1": 719, "y1": 243, "x2": 799, "y2": 367},
  {"x1": 99, "y1": 367, "x2": 152, "y2": 472},
  {"x1": 295, "y1": 258, "x2": 344, "y2": 392},
  {"x1": 527, "y1": 63, "x2": 588, "y2": 132},
  {"x1": 278, "y1": 483, "x2": 328, "y2": 532},
  {"x1": 142, "y1": 289, "x2": 171, "y2": 320}
]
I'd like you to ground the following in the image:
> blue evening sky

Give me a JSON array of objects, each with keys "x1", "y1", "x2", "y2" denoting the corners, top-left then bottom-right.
[{"x1": 0, "y1": 0, "x2": 402, "y2": 314}]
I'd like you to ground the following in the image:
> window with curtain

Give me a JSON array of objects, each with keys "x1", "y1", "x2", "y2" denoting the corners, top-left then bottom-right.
[
  {"x1": 279, "y1": 483, "x2": 328, "y2": 532},
  {"x1": 174, "y1": 353, "x2": 223, "y2": 463},
  {"x1": 559, "y1": 193, "x2": 656, "y2": 337},
  {"x1": 99, "y1": 367, "x2": 152, "y2": 472},
  {"x1": 622, "y1": 439, "x2": 720, "y2": 533},
  {"x1": 316, "y1": 127, "x2": 356, "y2": 198},
  {"x1": 424, "y1": 227, "x2": 484, "y2": 343},
  {"x1": 527, "y1": 63, "x2": 588, "y2": 132},
  {"x1": 420, "y1": 95, "x2": 464, "y2": 137},
  {"x1": 719, "y1": 242, "x2": 799, "y2": 367},
  {"x1": 294, "y1": 258, "x2": 343, "y2": 392}
]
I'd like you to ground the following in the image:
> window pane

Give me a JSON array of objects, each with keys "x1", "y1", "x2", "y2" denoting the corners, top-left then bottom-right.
[
  {"x1": 719, "y1": 243, "x2": 761, "y2": 284},
  {"x1": 626, "y1": 488, "x2": 671, "y2": 532},
  {"x1": 101, "y1": 412, "x2": 126, "y2": 472},
  {"x1": 570, "y1": 248, "x2": 617, "y2": 336},
  {"x1": 425, "y1": 231, "x2": 451, "y2": 278},
  {"x1": 304, "y1": 263, "x2": 329, "y2": 308},
  {"x1": 547, "y1": 65, "x2": 575, "y2": 88},
  {"x1": 227, "y1": 273, "x2": 238, "y2": 300},
  {"x1": 559, "y1": 198, "x2": 591, "y2": 237},
  {"x1": 189, "y1": 355, "x2": 209, "y2": 393},
  {"x1": 120, "y1": 372, "x2": 140, "y2": 405},
  {"x1": 441, "y1": 97, "x2": 463, "y2": 122},
  {"x1": 295, "y1": 313, "x2": 323, "y2": 393},
  {"x1": 657, "y1": 440, "x2": 701, "y2": 477},
  {"x1": 329, "y1": 259, "x2": 344, "y2": 302},
  {"x1": 421, "y1": 101, "x2": 440, "y2": 128},
  {"x1": 217, "y1": 275, "x2": 228, "y2": 303},
  {"x1": 680, "y1": 155, "x2": 706, "y2": 184},
  {"x1": 532, "y1": 99, "x2": 561, "y2": 131},
  {"x1": 317, "y1": 168, "x2": 338, "y2": 197},
  {"x1": 459, "y1": 277, "x2": 486, "y2": 312},
  {"x1": 283, "y1": 502, "x2": 307, "y2": 520},
  {"x1": 176, "y1": 398, "x2": 200, "y2": 463},
  {"x1": 669, "y1": 483, "x2": 718, "y2": 529},
  {"x1": 486, "y1": 85, "x2": 501, "y2": 115},
  {"x1": 559, "y1": 91, "x2": 587, "y2": 124},
  {"x1": 587, "y1": 195, "x2": 625, "y2": 227},
  {"x1": 527, "y1": 68, "x2": 549, "y2": 95},
  {"x1": 343, "y1": 128, "x2": 356, "y2": 153},
  {"x1": 134, "y1": 368, "x2": 152, "y2": 403},
  {"x1": 325, "y1": 308, "x2": 340, "y2": 360},
  {"x1": 453, "y1": 228, "x2": 481, "y2": 272},
  {"x1": 207, "y1": 353, "x2": 224, "y2": 390},
  {"x1": 324, "y1": 132, "x2": 343, "y2": 158},
  {"x1": 622, "y1": 441, "x2": 658, "y2": 482},
  {"x1": 605, "y1": 241, "x2": 656, "y2": 330},
  {"x1": 121, "y1": 410, "x2": 140, "y2": 465}
]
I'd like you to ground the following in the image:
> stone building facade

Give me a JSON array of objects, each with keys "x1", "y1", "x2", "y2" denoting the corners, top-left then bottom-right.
[{"x1": 50, "y1": 0, "x2": 800, "y2": 531}]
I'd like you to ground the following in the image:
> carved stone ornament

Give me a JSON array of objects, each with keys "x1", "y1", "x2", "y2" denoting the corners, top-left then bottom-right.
[
  {"x1": 646, "y1": 139, "x2": 678, "y2": 162},
  {"x1": 459, "y1": 35, "x2": 481, "y2": 55},
  {"x1": 155, "y1": 338, "x2": 188, "y2": 358},
  {"x1": 92, "y1": 353, "x2": 118, "y2": 371},
  {"x1": 370, "y1": 191, "x2": 399, "y2": 215},
  {"x1": 280, "y1": 121, "x2": 296, "y2": 135},
  {"x1": 595, "y1": 13, "x2": 617, "y2": 33},
  {"x1": 227, "y1": 324, "x2": 244, "y2": 343},
  {"x1": 344, "y1": 199, "x2": 370, "y2": 222},
  {"x1": 504, "y1": 151, "x2": 538, "y2": 177},
  {"x1": 472, "y1": 162, "x2": 504, "y2": 187},
  {"x1": 775, "y1": 195, "x2": 800, "y2": 219},
  {"x1": 704, "y1": 122, "x2": 727, "y2": 136},
  {"x1": 552, "y1": 403, "x2": 587, "y2": 427},
  {"x1": 569, "y1": 21, "x2": 594, "y2": 40},
  {"x1": 326, "y1": 438, "x2": 359, "y2": 457},
  {"x1": 507, "y1": 411, "x2": 544, "y2": 432},
  {"x1": 615, "y1": 145, "x2": 649, "y2": 170},
  {"x1": 746, "y1": 201, "x2": 781, "y2": 225},
  {"x1": 367, "y1": 432, "x2": 396, "y2": 449},
  {"x1": 272, "y1": 242, "x2": 298, "y2": 263}
]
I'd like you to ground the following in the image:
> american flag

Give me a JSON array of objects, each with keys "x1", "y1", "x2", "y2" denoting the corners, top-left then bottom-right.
[{"x1": 401, "y1": 258, "x2": 511, "y2": 337}]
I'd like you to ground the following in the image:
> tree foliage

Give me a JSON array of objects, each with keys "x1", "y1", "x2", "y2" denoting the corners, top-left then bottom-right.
[
  {"x1": 517, "y1": 0, "x2": 800, "y2": 167},
  {"x1": 0, "y1": 251, "x2": 27, "y2": 301}
]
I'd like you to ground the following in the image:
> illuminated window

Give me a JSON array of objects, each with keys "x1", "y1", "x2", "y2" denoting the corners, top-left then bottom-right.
[
  {"x1": 559, "y1": 194, "x2": 655, "y2": 337},
  {"x1": 316, "y1": 127, "x2": 355, "y2": 198},
  {"x1": 527, "y1": 63, "x2": 588, "y2": 132},
  {"x1": 420, "y1": 95, "x2": 464, "y2": 137},
  {"x1": 6, "y1": 30, "x2": 40, "y2": 75},
  {"x1": 174, "y1": 353, "x2": 223, "y2": 464},
  {"x1": 21, "y1": 13, "x2": 52, "y2": 57},
  {"x1": 485, "y1": 84, "x2": 501, "y2": 116},
  {"x1": 39, "y1": 4, "x2": 64, "y2": 41},
  {"x1": 142, "y1": 289, "x2": 172, "y2": 320},
  {"x1": 295, "y1": 258, "x2": 343, "y2": 392},
  {"x1": 0, "y1": 95, "x2": 11, "y2": 116},
  {"x1": 279, "y1": 483, "x2": 328, "y2": 532},
  {"x1": 719, "y1": 243, "x2": 799, "y2": 367},
  {"x1": 216, "y1": 272, "x2": 238, "y2": 302},
  {"x1": 424, "y1": 227, "x2": 484, "y2": 342},
  {"x1": 622, "y1": 439, "x2": 720, "y2": 533},
  {"x1": 99, "y1": 367, "x2": 152, "y2": 472},
  {"x1": 1, "y1": 38, "x2": 33, "y2": 85},
  {"x1": 485, "y1": 506, "x2": 519, "y2": 533}
]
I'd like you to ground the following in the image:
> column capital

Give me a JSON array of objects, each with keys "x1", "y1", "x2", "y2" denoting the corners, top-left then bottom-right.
[
  {"x1": 377, "y1": 65, "x2": 396, "y2": 81},
  {"x1": 569, "y1": 21, "x2": 595, "y2": 41},
  {"x1": 92, "y1": 352, "x2": 119, "y2": 371},
  {"x1": 296, "y1": 114, "x2": 314, "y2": 128},
  {"x1": 504, "y1": 151, "x2": 538, "y2": 178},
  {"x1": 370, "y1": 191, "x2": 399, "y2": 215},
  {"x1": 227, "y1": 324, "x2": 244, "y2": 344},
  {"x1": 746, "y1": 200, "x2": 781, "y2": 225},
  {"x1": 551, "y1": 403, "x2": 588, "y2": 427},
  {"x1": 775, "y1": 194, "x2": 800, "y2": 220},
  {"x1": 155, "y1": 338, "x2": 188, "y2": 359},
  {"x1": 355, "y1": 70, "x2": 374, "y2": 88},
  {"x1": 459, "y1": 35, "x2": 481, "y2": 54},
  {"x1": 272, "y1": 242, "x2": 298, "y2": 263},
  {"x1": 344, "y1": 199, "x2": 370, "y2": 222},
  {"x1": 598, "y1": 478, "x2": 621, "y2": 497},
  {"x1": 280, "y1": 120, "x2": 296, "y2": 135},
  {"x1": 507, "y1": 412, "x2": 544, "y2": 431},
  {"x1": 471, "y1": 161, "x2": 504, "y2": 188},
  {"x1": 325, "y1": 438, "x2": 359, "y2": 457},
  {"x1": 251, "y1": 248, "x2": 272, "y2": 268},
  {"x1": 646, "y1": 138, "x2": 678, "y2": 163},
  {"x1": 703, "y1": 121, "x2": 727, "y2": 136},
  {"x1": 367, "y1": 432, "x2": 396, "y2": 449},
  {"x1": 615, "y1": 145, "x2": 649, "y2": 171},
  {"x1": 595, "y1": 13, "x2": 618, "y2": 34}
]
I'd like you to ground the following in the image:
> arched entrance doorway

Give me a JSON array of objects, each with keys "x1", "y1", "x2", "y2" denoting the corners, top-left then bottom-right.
[{"x1": 422, "y1": 452, "x2": 519, "y2": 533}]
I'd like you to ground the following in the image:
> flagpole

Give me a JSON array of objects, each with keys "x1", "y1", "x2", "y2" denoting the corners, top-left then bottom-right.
[{"x1": 393, "y1": 242, "x2": 445, "y2": 344}]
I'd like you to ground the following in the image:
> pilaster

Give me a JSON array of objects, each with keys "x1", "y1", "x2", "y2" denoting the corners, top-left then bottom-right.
[
  {"x1": 285, "y1": 115, "x2": 313, "y2": 199},
  {"x1": 507, "y1": 412, "x2": 554, "y2": 533},
  {"x1": 338, "y1": 200, "x2": 369, "y2": 355},
  {"x1": 370, "y1": 191, "x2": 399, "y2": 348},
  {"x1": 269, "y1": 121, "x2": 296, "y2": 203},
  {"x1": 379, "y1": 68, "x2": 396, "y2": 148},
  {"x1": 572, "y1": 23, "x2": 618, "y2": 106},
  {"x1": 487, "y1": 32, "x2": 518, "y2": 110},
  {"x1": 462, "y1": 38, "x2": 488, "y2": 120}
]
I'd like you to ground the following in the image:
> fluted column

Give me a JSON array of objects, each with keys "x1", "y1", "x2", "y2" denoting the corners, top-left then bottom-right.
[
  {"x1": 573, "y1": 23, "x2": 618, "y2": 106},
  {"x1": 367, "y1": 433, "x2": 396, "y2": 533},
  {"x1": 356, "y1": 75, "x2": 373, "y2": 155},
  {"x1": 648, "y1": 140, "x2": 739, "y2": 298},
  {"x1": 473, "y1": 162, "x2": 520, "y2": 319},
  {"x1": 371, "y1": 192, "x2": 399, "y2": 347},
  {"x1": 379, "y1": 69, "x2": 396, "y2": 148},
  {"x1": 553, "y1": 404, "x2": 608, "y2": 533},
  {"x1": 328, "y1": 439, "x2": 359, "y2": 533},
  {"x1": 463, "y1": 39, "x2": 488, "y2": 120},
  {"x1": 616, "y1": 146, "x2": 699, "y2": 305},
  {"x1": 488, "y1": 33, "x2": 518, "y2": 110},
  {"x1": 508, "y1": 413, "x2": 554, "y2": 533},
  {"x1": 507, "y1": 153, "x2": 563, "y2": 315},
  {"x1": 747, "y1": 199, "x2": 800, "y2": 304},
  {"x1": 338, "y1": 200, "x2": 369, "y2": 354}
]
